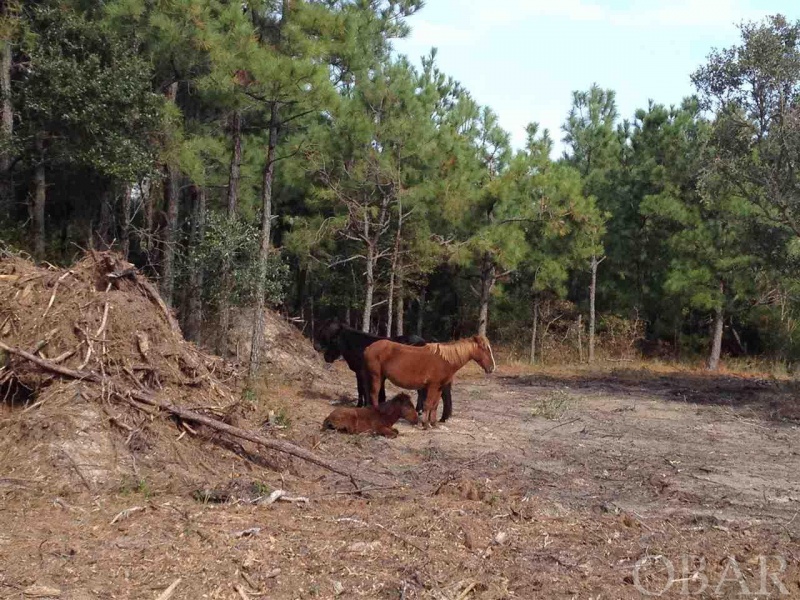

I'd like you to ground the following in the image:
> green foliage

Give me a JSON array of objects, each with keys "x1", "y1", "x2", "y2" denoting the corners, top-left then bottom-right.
[
  {"x1": 7, "y1": 1, "x2": 800, "y2": 365},
  {"x1": 187, "y1": 211, "x2": 290, "y2": 309},
  {"x1": 16, "y1": 2, "x2": 162, "y2": 180},
  {"x1": 693, "y1": 14, "x2": 800, "y2": 243}
]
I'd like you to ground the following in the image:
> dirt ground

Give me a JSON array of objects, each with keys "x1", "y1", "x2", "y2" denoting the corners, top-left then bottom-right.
[{"x1": 2, "y1": 361, "x2": 800, "y2": 599}]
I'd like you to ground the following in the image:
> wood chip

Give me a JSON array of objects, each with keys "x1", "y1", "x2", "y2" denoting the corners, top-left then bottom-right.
[
  {"x1": 346, "y1": 541, "x2": 381, "y2": 553},
  {"x1": 136, "y1": 333, "x2": 150, "y2": 360},
  {"x1": 23, "y1": 585, "x2": 62, "y2": 598},
  {"x1": 234, "y1": 584, "x2": 251, "y2": 600},
  {"x1": 110, "y1": 506, "x2": 145, "y2": 525},
  {"x1": 233, "y1": 527, "x2": 261, "y2": 538},
  {"x1": 154, "y1": 578, "x2": 181, "y2": 600}
]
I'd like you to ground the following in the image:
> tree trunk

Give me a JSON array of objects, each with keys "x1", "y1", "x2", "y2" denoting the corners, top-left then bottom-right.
[
  {"x1": 477, "y1": 257, "x2": 496, "y2": 337},
  {"x1": 386, "y1": 279, "x2": 393, "y2": 337},
  {"x1": 395, "y1": 276, "x2": 404, "y2": 336},
  {"x1": 588, "y1": 254, "x2": 601, "y2": 363},
  {"x1": 97, "y1": 186, "x2": 113, "y2": 248},
  {"x1": 248, "y1": 101, "x2": 279, "y2": 380},
  {"x1": 360, "y1": 193, "x2": 390, "y2": 334},
  {"x1": 416, "y1": 288, "x2": 425, "y2": 336},
  {"x1": 32, "y1": 135, "x2": 46, "y2": 261},
  {"x1": 217, "y1": 111, "x2": 243, "y2": 354},
  {"x1": 121, "y1": 184, "x2": 132, "y2": 260},
  {"x1": 144, "y1": 180, "x2": 155, "y2": 252},
  {"x1": 386, "y1": 199, "x2": 403, "y2": 337},
  {"x1": 577, "y1": 314, "x2": 583, "y2": 362},
  {"x1": 159, "y1": 81, "x2": 180, "y2": 307},
  {"x1": 530, "y1": 296, "x2": 539, "y2": 364},
  {"x1": 309, "y1": 295, "x2": 314, "y2": 337},
  {"x1": 184, "y1": 185, "x2": 206, "y2": 343},
  {"x1": 362, "y1": 239, "x2": 375, "y2": 333},
  {"x1": 707, "y1": 291, "x2": 724, "y2": 371},
  {"x1": 0, "y1": 36, "x2": 13, "y2": 216},
  {"x1": 227, "y1": 110, "x2": 242, "y2": 215}
]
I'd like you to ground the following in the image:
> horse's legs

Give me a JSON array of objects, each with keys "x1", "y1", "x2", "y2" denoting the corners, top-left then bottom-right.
[
  {"x1": 367, "y1": 371, "x2": 382, "y2": 408},
  {"x1": 415, "y1": 388, "x2": 427, "y2": 413},
  {"x1": 355, "y1": 372, "x2": 366, "y2": 407},
  {"x1": 428, "y1": 390, "x2": 441, "y2": 428},
  {"x1": 440, "y1": 384, "x2": 452, "y2": 422},
  {"x1": 379, "y1": 379, "x2": 387, "y2": 404},
  {"x1": 420, "y1": 386, "x2": 442, "y2": 430},
  {"x1": 376, "y1": 426, "x2": 399, "y2": 438}
]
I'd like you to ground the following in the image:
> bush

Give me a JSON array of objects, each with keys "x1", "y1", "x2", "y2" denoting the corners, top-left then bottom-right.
[{"x1": 183, "y1": 211, "x2": 290, "y2": 311}]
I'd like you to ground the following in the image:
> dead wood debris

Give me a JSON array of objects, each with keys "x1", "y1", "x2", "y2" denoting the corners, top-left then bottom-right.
[{"x1": 0, "y1": 340, "x2": 383, "y2": 486}]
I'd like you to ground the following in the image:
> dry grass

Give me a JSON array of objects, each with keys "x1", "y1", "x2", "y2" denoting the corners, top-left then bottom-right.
[
  {"x1": 529, "y1": 389, "x2": 572, "y2": 420},
  {"x1": 498, "y1": 352, "x2": 794, "y2": 382}
]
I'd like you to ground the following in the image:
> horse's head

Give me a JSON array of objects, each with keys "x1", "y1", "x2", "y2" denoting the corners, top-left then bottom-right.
[
  {"x1": 392, "y1": 393, "x2": 419, "y2": 425},
  {"x1": 313, "y1": 320, "x2": 342, "y2": 363},
  {"x1": 472, "y1": 335, "x2": 496, "y2": 374}
]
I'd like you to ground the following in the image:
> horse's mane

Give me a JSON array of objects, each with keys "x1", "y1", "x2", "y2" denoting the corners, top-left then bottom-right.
[{"x1": 428, "y1": 337, "x2": 483, "y2": 366}]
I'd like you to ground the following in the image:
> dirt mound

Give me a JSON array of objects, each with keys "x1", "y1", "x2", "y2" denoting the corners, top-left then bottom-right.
[
  {"x1": 219, "y1": 308, "x2": 328, "y2": 383},
  {"x1": 220, "y1": 309, "x2": 326, "y2": 380},
  {"x1": 0, "y1": 251, "x2": 277, "y2": 494}
]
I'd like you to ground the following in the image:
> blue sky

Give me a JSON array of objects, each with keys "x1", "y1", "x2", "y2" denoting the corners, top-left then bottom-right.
[{"x1": 393, "y1": 0, "x2": 796, "y2": 155}]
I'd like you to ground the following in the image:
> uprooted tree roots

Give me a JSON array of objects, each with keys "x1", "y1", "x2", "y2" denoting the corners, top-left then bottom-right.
[{"x1": 0, "y1": 251, "x2": 380, "y2": 490}]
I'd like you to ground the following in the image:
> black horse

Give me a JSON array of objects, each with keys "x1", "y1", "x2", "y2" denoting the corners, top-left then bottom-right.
[{"x1": 313, "y1": 320, "x2": 453, "y2": 422}]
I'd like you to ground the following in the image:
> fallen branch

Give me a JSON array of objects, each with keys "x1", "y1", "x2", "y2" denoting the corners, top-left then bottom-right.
[
  {"x1": 317, "y1": 484, "x2": 404, "y2": 498},
  {"x1": 51, "y1": 348, "x2": 76, "y2": 364},
  {"x1": 110, "y1": 505, "x2": 145, "y2": 525},
  {"x1": 256, "y1": 489, "x2": 310, "y2": 505},
  {"x1": 540, "y1": 417, "x2": 581, "y2": 436},
  {"x1": 456, "y1": 582, "x2": 479, "y2": 600},
  {"x1": 334, "y1": 517, "x2": 425, "y2": 553},
  {"x1": 95, "y1": 286, "x2": 112, "y2": 338},
  {"x1": 42, "y1": 271, "x2": 73, "y2": 319},
  {"x1": 29, "y1": 328, "x2": 59, "y2": 355},
  {"x1": 0, "y1": 341, "x2": 382, "y2": 485},
  {"x1": 76, "y1": 325, "x2": 93, "y2": 371},
  {"x1": 154, "y1": 578, "x2": 181, "y2": 600},
  {"x1": 234, "y1": 584, "x2": 251, "y2": 600}
]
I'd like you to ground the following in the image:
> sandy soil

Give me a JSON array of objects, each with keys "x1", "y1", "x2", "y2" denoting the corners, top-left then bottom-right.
[{"x1": 2, "y1": 362, "x2": 800, "y2": 599}]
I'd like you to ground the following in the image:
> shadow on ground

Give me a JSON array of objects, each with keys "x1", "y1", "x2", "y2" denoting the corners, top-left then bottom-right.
[{"x1": 500, "y1": 369, "x2": 800, "y2": 420}]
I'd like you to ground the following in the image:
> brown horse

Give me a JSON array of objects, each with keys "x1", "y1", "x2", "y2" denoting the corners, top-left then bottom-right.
[
  {"x1": 362, "y1": 335, "x2": 496, "y2": 428},
  {"x1": 322, "y1": 392, "x2": 418, "y2": 438}
]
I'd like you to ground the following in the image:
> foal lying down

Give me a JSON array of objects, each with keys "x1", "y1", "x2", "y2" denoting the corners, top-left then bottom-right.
[{"x1": 322, "y1": 393, "x2": 418, "y2": 438}]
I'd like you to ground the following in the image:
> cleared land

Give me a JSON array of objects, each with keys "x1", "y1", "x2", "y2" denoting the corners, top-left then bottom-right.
[{"x1": 2, "y1": 361, "x2": 799, "y2": 599}]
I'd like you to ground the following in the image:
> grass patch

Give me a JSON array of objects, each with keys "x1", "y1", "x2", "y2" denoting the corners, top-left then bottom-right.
[
  {"x1": 120, "y1": 476, "x2": 153, "y2": 499},
  {"x1": 269, "y1": 407, "x2": 292, "y2": 428},
  {"x1": 530, "y1": 389, "x2": 572, "y2": 420}
]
